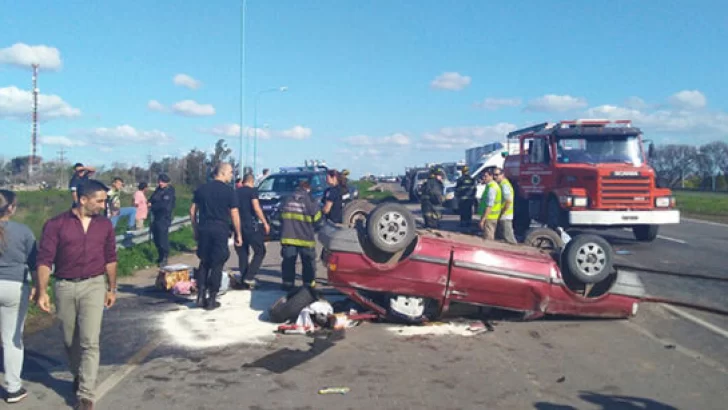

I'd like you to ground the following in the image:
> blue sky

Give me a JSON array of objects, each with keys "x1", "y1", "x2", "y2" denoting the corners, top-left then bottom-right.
[{"x1": 1, "y1": 0, "x2": 727, "y2": 177}]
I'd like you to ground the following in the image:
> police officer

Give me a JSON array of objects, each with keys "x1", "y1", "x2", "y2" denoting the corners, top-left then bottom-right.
[
  {"x1": 279, "y1": 180, "x2": 322, "y2": 290},
  {"x1": 478, "y1": 169, "x2": 501, "y2": 241},
  {"x1": 190, "y1": 163, "x2": 242, "y2": 309},
  {"x1": 322, "y1": 169, "x2": 344, "y2": 223},
  {"x1": 493, "y1": 167, "x2": 517, "y2": 244},
  {"x1": 149, "y1": 173, "x2": 176, "y2": 267},
  {"x1": 455, "y1": 166, "x2": 476, "y2": 227},
  {"x1": 420, "y1": 167, "x2": 445, "y2": 229}
]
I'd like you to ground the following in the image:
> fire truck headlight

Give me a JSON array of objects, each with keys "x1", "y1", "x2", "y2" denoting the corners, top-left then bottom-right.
[
  {"x1": 572, "y1": 197, "x2": 588, "y2": 207},
  {"x1": 655, "y1": 197, "x2": 671, "y2": 207}
]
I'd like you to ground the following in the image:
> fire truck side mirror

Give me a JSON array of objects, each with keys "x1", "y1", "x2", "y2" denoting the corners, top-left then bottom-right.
[{"x1": 648, "y1": 142, "x2": 655, "y2": 159}]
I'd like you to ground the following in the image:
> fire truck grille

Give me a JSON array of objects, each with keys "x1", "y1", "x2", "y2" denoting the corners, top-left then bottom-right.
[{"x1": 600, "y1": 176, "x2": 652, "y2": 207}]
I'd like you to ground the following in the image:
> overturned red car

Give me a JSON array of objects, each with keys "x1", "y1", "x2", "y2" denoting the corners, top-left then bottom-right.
[{"x1": 317, "y1": 201, "x2": 644, "y2": 323}]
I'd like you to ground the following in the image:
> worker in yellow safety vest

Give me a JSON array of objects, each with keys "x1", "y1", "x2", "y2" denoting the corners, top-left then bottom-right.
[
  {"x1": 478, "y1": 169, "x2": 502, "y2": 241},
  {"x1": 493, "y1": 167, "x2": 517, "y2": 244}
]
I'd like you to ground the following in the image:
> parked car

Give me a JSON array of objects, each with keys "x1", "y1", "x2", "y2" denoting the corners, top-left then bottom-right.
[{"x1": 315, "y1": 202, "x2": 644, "y2": 323}]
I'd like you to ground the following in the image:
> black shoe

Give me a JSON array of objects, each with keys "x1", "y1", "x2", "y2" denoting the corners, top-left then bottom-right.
[
  {"x1": 6, "y1": 387, "x2": 28, "y2": 403},
  {"x1": 196, "y1": 288, "x2": 207, "y2": 308},
  {"x1": 204, "y1": 292, "x2": 220, "y2": 310},
  {"x1": 280, "y1": 282, "x2": 294, "y2": 291},
  {"x1": 73, "y1": 376, "x2": 79, "y2": 393}
]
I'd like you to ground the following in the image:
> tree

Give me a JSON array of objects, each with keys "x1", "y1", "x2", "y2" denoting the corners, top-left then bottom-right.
[
  {"x1": 184, "y1": 149, "x2": 207, "y2": 187},
  {"x1": 651, "y1": 145, "x2": 698, "y2": 188}
]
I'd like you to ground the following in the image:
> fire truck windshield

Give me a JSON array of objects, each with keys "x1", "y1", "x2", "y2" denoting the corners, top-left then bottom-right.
[{"x1": 556, "y1": 135, "x2": 643, "y2": 166}]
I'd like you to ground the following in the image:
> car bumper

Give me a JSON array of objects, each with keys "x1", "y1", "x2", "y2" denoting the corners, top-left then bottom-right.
[{"x1": 568, "y1": 210, "x2": 680, "y2": 226}]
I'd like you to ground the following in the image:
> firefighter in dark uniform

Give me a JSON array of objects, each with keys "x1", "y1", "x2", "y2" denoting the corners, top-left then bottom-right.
[
  {"x1": 279, "y1": 180, "x2": 323, "y2": 290},
  {"x1": 420, "y1": 167, "x2": 445, "y2": 228},
  {"x1": 149, "y1": 173, "x2": 176, "y2": 267},
  {"x1": 455, "y1": 166, "x2": 476, "y2": 227}
]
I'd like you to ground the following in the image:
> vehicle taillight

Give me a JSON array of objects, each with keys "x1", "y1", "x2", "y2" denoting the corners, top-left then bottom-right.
[{"x1": 328, "y1": 254, "x2": 338, "y2": 272}]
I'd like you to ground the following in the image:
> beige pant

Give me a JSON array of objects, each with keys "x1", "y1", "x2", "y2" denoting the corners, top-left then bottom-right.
[
  {"x1": 498, "y1": 219, "x2": 517, "y2": 244},
  {"x1": 135, "y1": 218, "x2": 145, "y2": 230},
  {"x1": 54, "y1": 275, "x2": 106, "y2": 401},
  {"x1": 482, "y1": 220, "x2": 498, "y2": 240}
]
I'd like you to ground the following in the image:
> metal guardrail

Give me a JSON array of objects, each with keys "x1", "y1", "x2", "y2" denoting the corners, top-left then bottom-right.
[{"x1": 115, "y1": 216, "x2": 192, "y2": 249}]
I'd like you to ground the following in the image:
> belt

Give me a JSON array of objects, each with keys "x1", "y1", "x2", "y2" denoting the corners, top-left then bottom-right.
[{"x1": 57, "y1": 274, "x2": 103, "y2": 282}]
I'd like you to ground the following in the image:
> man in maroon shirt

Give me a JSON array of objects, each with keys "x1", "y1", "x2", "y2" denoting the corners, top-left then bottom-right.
[{"x1": 34, "y1": 179, "x2": 118, "y2": 410}]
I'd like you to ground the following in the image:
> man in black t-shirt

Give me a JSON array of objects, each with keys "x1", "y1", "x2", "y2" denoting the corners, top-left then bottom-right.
[
  {"x1": 322, "y1": 169, "x2": 344, "y2": 224},
  {"x1": 190, "y1": 162, "x2": 242, "y2": 310},
  {"x1": 235, "y1": 173, "x2": 270, "y2": 289},
  {"x1": 68, "y1": 162, "x2": 96, "y2": 205}
]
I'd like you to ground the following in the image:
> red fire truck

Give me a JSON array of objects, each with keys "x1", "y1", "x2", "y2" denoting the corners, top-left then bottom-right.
[{"x1": 502, "y1": 119, "x2": 680, "y2": 242}]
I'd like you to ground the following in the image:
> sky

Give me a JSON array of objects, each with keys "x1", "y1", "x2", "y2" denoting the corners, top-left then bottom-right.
[{"x1": 1, "y1": 0, "x2": 727, "y2": 178}]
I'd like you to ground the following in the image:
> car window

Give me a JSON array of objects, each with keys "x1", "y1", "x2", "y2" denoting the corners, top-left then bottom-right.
[
  {"x1": 258, "y1": 174, "x2": 312, "y2": 192},
  {"x1": 310, "y1": 173, "x2": 326, "y2": 191}
]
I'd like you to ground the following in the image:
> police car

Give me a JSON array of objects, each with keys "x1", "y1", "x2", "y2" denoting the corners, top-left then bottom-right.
[{"x1": 256, "y1": 162, "x2": 358, "y2": 240}]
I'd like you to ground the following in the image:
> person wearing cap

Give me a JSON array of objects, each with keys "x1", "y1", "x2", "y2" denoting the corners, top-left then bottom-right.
[
  {"x1": 455, "y1": 166, "x2": 476, "y2": 228},
  {"x1": 68, "y1": 163, "x2": 96, "y2": 205},
  {"x1": 149, "y1": 173, "x2": 176, "y2": 267},
  {"x1": 420, "y1": 167, "x2": 444, "y2": 228}
]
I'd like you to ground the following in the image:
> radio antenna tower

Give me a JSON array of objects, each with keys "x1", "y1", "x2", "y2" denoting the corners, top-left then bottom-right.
[{"x1": 30, "y1": 64, "x2": 39, "y2": 178}]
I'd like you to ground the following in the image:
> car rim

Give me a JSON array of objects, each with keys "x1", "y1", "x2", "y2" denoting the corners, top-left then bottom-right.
[
  {"x1": 349, "y1": 210, "x2": 367, "y2": 227},
  {"x1": 531, "y1": 235, "x2": 556, "y2": 251},
  {"x1": 376, "y1": 211, "x2": 409, "y2": 245},
  {"x1": 575, "y1": 242, "x2": 606, "y2": 276},
  {"x1": 389, "y1": 295, "x2": 425, "y2": 318}
]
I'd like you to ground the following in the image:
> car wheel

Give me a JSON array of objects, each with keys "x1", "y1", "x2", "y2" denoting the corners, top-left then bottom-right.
[
  {"x1": 633, "y1": 225, "x2": 659, "y2": 242},
  {"x1": 342, "y1": 199, "x2": 375, "y2": 228},
  {"x1": 268, "y1": 287, "x2": 317, "y2": 323},
  {"x1": 562, "y1": 234, "x2": 614, "y2": 284},
  {"x1": 524, "y1": 228, "x2": 564, "y2": 251},
  {"x1": 366, "y1": 202, "x2": 417, "y2": 254},
  {"x1": 387, "y1": 295, "x2": 430, "y2": 324}
]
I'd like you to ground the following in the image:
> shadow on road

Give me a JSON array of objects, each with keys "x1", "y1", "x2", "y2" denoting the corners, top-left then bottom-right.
[{"x1": 535, "y1": 390, "x2": 679, "y2": 409}]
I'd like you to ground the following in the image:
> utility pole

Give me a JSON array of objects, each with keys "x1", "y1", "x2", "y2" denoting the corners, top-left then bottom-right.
[
  {"x1": 147, "y1": 152, "x2": 153, "y2": 183},
  {"x1": 29, "y1": 64, "x2": 40, "y2": 181},
  {"x1": 57, "y1": 147, "x2": 66, "y2": 188}
]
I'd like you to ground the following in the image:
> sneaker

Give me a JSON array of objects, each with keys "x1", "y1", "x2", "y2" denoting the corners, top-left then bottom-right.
[
  {"x1": 6, "y1": 387, "x2": 28, "y2": 403},
  {"x1": 73, "y1": 376, "x2": 79, "y2": 393},
  {"x1": 243, "y1": 279, "x2": 256, "y2": 290}
]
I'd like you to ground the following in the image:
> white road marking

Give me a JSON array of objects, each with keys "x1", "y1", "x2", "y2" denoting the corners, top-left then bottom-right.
[
  {"x1": 682, "y1": 217, "x2": 728, "y2": 228},
  {"x1": 621, "y1": 228, "x2": 687, "y2": 244},
  {"x1": 661, "y1": 304, "x2": 728, "y2": 340}
]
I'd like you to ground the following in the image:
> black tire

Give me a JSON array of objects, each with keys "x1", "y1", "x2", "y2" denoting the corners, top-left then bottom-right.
[
  {"x1": 366, "y1": 202, "x2": 417, "y2": 253},
  {"x1": 633, "y1": 225, "x2": 659, "y2": 242},
  {"x1": 562, "y1": 234, "x2": 614, "y2": 284},
  {"x1": 268, "y1": 287, "x2": 317, "y2": 323},
  {"x1": 524, "y1": 228, "x2": 564, "y2": 251},
  {"x1": 342, "y1": 199, "x2": 375, "y2": 228}
]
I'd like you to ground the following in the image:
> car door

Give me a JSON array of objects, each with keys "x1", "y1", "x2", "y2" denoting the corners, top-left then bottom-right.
[{"x1": 519, "y1": 136, "x2": 554, "y2": 196}]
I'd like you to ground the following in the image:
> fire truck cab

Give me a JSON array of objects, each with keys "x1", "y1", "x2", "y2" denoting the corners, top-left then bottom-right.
[{"x1": 503, "y1": 119, "x2": 680, "y2": 242}]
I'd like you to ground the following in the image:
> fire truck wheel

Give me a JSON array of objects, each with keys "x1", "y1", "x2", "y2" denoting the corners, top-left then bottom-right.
[
  {"x1": 366, "y1": 202, "x2": 417, "y2": 254},
  {"x1": 633, "y1": 225, "x2": 659, "y2": 242},
  {"x1": 524, "y1": 228, "x2": 564, "y2": 252},
  {"x1": 342, "y1": 200, "x2": 375, "y2": 228},
  {"x1": 562, "y1": 234, "x2": 614, "y2": 284}
]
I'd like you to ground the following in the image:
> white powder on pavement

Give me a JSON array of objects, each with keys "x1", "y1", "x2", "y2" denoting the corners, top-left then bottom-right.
[
  {"x1": 386, "y1": 321, "x2": 481, "y2": 337},
  {"x1": 160, "y1": 289, "x2": 287, "y2": 349}
]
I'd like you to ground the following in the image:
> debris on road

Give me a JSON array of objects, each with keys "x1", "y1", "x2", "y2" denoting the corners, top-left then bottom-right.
[
  {"x1": 318, "y1": 387, "x2": 350, "y2": 395},
  {"x1": 557, "y1": 376, "x2": 566, "y2": 383},
  {"x1": 387, "y1": 320, "x2": 494, "y2": 337}
]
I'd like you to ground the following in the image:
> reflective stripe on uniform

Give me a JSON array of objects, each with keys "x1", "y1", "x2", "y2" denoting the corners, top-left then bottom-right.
[
  {"x1": 281, "y1": 211, "x2": 322, "y2": 223},
  {"x1": 281, "y1": 237, "x2": 316, "y2": 247}
]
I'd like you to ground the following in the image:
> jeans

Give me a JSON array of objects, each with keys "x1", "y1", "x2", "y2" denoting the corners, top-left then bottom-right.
[
  {"x1": 54, "y1": 275, "x2": 106, "y2": 401},
  {"x1": 110, "y1": 207, "x2": 137, "y2": 229},
  {"x1": 0, "y1": 280, "x2": 30, "y2": 393},
  {"x1": 235, "y1": 226, "x2": 266, "y2": 283}
]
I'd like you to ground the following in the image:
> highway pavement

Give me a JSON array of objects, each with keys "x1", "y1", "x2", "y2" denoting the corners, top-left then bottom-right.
[{"x1": 8, "y1": 185, "x2": 728, "y2": 409}]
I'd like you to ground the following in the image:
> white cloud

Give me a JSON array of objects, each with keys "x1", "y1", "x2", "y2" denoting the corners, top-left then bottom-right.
[
  {"x1": 335, "y1": 147, "x2": 382, "y2": 162},
  {"x1": 278, "y1": 125, "x2": 312, "y2": 140},
  {"x1": 200, "y1": 124, "x2": 311, "y2": 140},
  {"x1": 343, "y1": 132, "x2": 411, "y2": 147},
  {"x1": 0, "y1": 43, "x2": 62, "y2": 71},
  {"x1": 39, "y1": 135, "x2": 87, "y2": 147},
  {"x1": 430, "y1": 72, "x2": 471, "y2": 91},
  {"x1": 624, "y1": 96, "x2": 648, "y2": 110},
  {"x1": 525, "y1": 94, "x2": 588, "y2": 112},
  {"x1": 173, "y1": 73, "x2": 202, "y2": 90},
  {"x1": 668, "y1": 90, "x2": 707, "y2": 110},
  {"x1": 77, "y1": 125, "x2": 173, "y2": 145},
  {"x1": 171, "y1": 100, "x2": 215, "y2": 117},
  {"x1": 417, "y1": 123, "x2": 518, "y2": 150},
  {"x1": 147, "y1": 99, "x2": 167, "y2": 112},
  {"x1": 474, "y1": 97, "x2": 522, "y2": 110},
  {"x1": 0, "y1": 86, "x2": 81, "y2": 120}
]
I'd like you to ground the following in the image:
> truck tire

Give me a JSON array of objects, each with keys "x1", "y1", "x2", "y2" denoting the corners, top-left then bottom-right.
[
  {"x1": 366, "y1": 202, "x2": 416, "y2": 254},
  {"x1": 268, "y1": 287, "x2": 317, "y2": 323},
  {"x1": 524, "y1": 228, "x2": 564, "y2": 252},
  {"x1": 342, "y1": 200, "x2": 375, "y2": 228},
  {"x1": 562, "y1": 234, "x2": 614, "y2": 284},
  {"x1": 633, "y1": 225, "x2": 659, "y2": 242}
]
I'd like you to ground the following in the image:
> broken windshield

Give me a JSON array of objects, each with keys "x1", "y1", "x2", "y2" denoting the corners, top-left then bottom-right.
[{"x1": 556, "y1": 135, "x2": 643, "y2": 166}]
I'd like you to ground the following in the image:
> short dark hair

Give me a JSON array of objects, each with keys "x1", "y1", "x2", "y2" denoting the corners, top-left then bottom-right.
[
  {"x1": 138, "y1": 182, "x2": 148, "y2": 190},
  {"x1": 243, "y1": 173, "x2": 255, "y2": 183},
  {"x1": 73, "y1": 162, "x2": 83, "y2": 169},
  {"x1": 112, "y1": 176, "x2": 124, "y2": 183},
  {"x1": 299, "y1": 180, "x2": 311, "y2": 190},
  {"x1": 77, "y1": 179, "x2": 109, "y2": 199},
  {"x1": 213, "y1": 162, "x2": 231, "y2": 177}
]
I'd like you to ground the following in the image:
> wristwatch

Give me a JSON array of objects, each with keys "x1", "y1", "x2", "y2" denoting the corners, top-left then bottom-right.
[{"x1": 108, "y1": 287, "x2": 117, "y2": 293}]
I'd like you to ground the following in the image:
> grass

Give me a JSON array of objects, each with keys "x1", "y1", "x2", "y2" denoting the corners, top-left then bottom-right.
[
  {"x1": 351, "y1": 180, "x2": 397, "y2": 202},
  {"x1": 674, "y1": 191, "x2": 728, "y2": 222}
]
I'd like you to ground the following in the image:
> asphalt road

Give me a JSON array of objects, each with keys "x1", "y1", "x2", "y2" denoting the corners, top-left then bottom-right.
[{"x1": 9, "y1": 186, "x2": 728, "y2": 409}]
